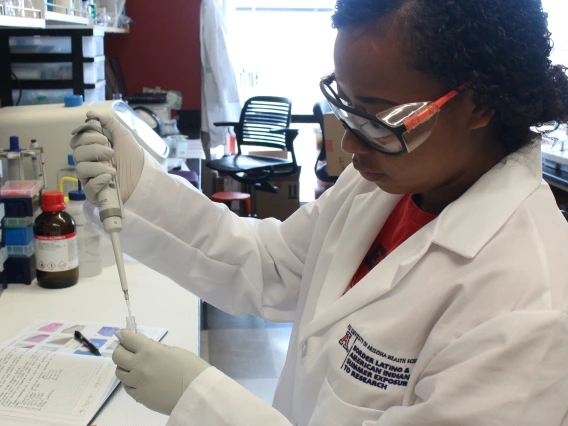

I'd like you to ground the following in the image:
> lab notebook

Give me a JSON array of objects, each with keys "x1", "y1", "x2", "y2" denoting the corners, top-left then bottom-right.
[{"x1": 0, "y1": 320, "x2": 167, "y2": 426}]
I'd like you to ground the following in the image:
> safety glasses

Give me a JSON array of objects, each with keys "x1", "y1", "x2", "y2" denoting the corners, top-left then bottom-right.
[{"x1": 320, "y1": 72, "x2": 470, "y2": 155}]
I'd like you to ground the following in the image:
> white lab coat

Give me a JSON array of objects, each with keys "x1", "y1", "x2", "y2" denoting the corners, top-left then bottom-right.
[
  {"x1": 118, "y1": 146, "x2": 568, "y2": 426},
  {"x1": 200, "y1": 0, "x2": 242, "y2": 148}
]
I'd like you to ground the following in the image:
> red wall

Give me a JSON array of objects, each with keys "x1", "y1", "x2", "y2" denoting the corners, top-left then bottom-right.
[{"x1": 105, "y1": 0, "x2": 201, "y2": 110}]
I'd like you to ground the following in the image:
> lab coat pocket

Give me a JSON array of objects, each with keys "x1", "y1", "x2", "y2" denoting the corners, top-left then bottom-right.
[{"x1": 308, "y1": 378, "x2": 384, "y2": 426}]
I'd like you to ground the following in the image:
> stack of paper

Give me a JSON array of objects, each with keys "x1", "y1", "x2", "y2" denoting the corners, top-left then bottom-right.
[{"x1": 0, "y1": 320, "x2": 167, "y2": 426}]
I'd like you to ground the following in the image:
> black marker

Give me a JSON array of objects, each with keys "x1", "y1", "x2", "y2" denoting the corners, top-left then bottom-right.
[{"x1": 74, "y1": 331, "x2": 102, "y2": 356}]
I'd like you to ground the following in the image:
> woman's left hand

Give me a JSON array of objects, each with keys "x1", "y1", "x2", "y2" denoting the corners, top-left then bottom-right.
[{"x1": 112, "y1": 329, "x2": 211, "y2": 415}]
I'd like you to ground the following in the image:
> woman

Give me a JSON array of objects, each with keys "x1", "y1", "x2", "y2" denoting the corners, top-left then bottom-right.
[{"x1": 72, "y1": 0, "x2": 568, "y2": 424}]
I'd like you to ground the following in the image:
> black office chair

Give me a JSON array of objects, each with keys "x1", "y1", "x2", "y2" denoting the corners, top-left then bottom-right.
[
  {"x1": 206, "y1": 96, "x2": 299, "y2": 194},
  {"x1": 313, "y1": 100, "x2": 339, "y2": 184}
]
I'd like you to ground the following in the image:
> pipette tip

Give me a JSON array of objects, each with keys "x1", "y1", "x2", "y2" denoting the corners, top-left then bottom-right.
[{"x1": 126, "y1": 316, "x2": 137, "y2": 333}]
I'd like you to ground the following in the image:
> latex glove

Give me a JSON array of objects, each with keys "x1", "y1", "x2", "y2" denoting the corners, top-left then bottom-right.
[
  {"x1": 70, "y1": 111, "x2": 144, "y2": 204},
  {"x1": 112, "y1": 329, "x2": 210, "y2": 416}
]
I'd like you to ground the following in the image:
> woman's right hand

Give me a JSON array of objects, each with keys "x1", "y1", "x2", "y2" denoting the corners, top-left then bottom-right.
[{"x1": 70, "y1": 110, "x2": 145, "y2": 205}]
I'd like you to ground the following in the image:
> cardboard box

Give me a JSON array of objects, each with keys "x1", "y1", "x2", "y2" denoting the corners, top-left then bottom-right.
[
  {"x1": 323, "y1": 112, "x2": 352, "y2": 176},
  {"x1": 255, "y1": 167, "x2": 301, "y2": 221}
]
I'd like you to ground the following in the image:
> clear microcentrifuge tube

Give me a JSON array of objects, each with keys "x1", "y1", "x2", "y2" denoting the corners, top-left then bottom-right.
[{"x1": 126, "y1": 316, "x2": 137, "y2": 333}]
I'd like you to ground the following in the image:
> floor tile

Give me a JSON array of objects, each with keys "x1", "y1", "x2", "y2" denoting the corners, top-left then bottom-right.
[
  {"x1": 204, "y1": 304, "x2": 292, "y2": 330},
  {"x1": 207, "y1": 328, "x2": 278, "y2": 379},
  {"x1": 266, "y1": 327, "x2": 293, "y2": 373}
]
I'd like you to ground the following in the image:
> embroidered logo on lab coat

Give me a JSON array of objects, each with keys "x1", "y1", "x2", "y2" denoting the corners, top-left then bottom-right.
[{"x1": 339, "y1": 324, "x2": 416, "y2": 390}]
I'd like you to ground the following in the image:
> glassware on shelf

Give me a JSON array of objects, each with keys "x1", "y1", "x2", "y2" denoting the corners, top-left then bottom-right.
[
  {"x1": 24, "y1": 0, "x2": 39, "y2": 18},
  {"x1": 3, "y1": 0, "x2": 17, "y2": 16},
  {"x1": 96, "y1": 6, "x2": 111, "y2": 26}
]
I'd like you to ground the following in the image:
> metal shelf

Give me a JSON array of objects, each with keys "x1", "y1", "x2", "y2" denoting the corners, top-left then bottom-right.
[
  {"x1": 45, "y1": 11, "x2": 89, "y2": 26},
  {"x1": 0, "y1": 15, "x2": 45, "y2": 29},
  {"x1": 15, "y1": 79, "x2": 105, "y2": 90},
  {"x1": 10, "y1": 54, "x2": 99, "y2": 63},
  {"x1": 100, "y1": 26, "x2": 128, "y2": 34}
]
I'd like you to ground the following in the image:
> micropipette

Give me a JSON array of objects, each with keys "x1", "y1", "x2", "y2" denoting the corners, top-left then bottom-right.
[{"x1": 74, "y1": 118, "x2": 137, "y2": 333}]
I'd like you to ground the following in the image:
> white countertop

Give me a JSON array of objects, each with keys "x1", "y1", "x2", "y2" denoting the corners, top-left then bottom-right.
[{"x1": 0, "y1": 257, "x2": 200, "y2": 426}]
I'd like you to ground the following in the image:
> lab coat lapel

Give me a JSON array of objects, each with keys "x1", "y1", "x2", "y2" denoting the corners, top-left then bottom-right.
[
  {"x1": 302, "y1": 198, "x2": 435, "y2": 341},
  {"x1": 310, "y1": 189, "x2": 402, "y2": 320}
]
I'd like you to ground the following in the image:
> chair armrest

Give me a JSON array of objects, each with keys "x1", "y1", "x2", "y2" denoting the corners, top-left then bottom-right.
[
  {"x1": 214, "y1": 122, "x2": 240, "y2": 127},
  {"x1": 269, "y1": 127, "x2": 299, "y2": 136}
]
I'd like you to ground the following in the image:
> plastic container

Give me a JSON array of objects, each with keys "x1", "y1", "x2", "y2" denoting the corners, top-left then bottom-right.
[
  {"x1": 9, "y1": 36, "x2": 72, "y2": 54},
  {"x1": 6, "y1": 255, "x2": 36, "y2": 285},
  {"x1": 34, "y1": 192, "x2": 79, "y2": 289},
  {"x1": 3, "y1": 216, "x2": 35, "y2": 228},
  {"x1": 67, "y1": 189, "x2": 102, "y2": 278},
  {"x1": 0, "y1": 180, "x2": 43, "y2": 198},
  {"x1": 9, "y1": 35, "x2": 103, "y2": 57},
  {"x1": 82, "y1": 36, "x2": 104, "y2": 58},
  {"x1": 11, "y1": 59, "x2": 105, "y2": 84},
  {"x1": 84, "y1": 57, "x2": 105, "y2": 83},
  {"x1": 0, "y1": 246, "x2": 8, "y2": 265},
  {"x1": 57, "y1": 155, "x2": 78, "y2": 198},
  {"x1": 13, "y1": 89, "x2": 74, "y2": 106},
  {"x1": 5, "y1": 225, "x2": 34, "y2": 246},
  {"x1": 11, "y1": 62, "x2": 73, "y2": 80},
  {"x1": 7, "y1": 241, "x2": 35, "y2": 257},
  {"x1": 85, "y1": 81, "x2": 106, "y2": 103}
]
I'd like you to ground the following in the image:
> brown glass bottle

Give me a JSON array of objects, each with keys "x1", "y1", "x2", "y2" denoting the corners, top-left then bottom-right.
[{"x1": 34, "y1": 192, "x2": 79, "y2": 289}]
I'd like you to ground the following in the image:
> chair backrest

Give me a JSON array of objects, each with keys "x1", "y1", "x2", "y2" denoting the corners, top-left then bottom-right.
[{"x1": 236, "y1": 96, "x2": 292, "y2": 153}]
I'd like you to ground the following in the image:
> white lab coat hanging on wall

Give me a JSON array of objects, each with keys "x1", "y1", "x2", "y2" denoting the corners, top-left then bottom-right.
[{"x1": 200, "y1": 0, "x2": 242, "y2": 148}]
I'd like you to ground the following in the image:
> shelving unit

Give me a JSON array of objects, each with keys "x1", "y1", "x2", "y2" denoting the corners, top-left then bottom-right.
[
  {"x1": 0, "y1": 1, "x2": 129, "y2": 107},
  {"x1": 0, "y1": 28, "x2": 109, "y2": 107},
  {"x1": 0, "y1": 2, "x2": 128, "y2": 32},
  {"x1": 45, "y1": 11, "x2": 89, "y2": 26},
  {"x1": 0, "y1": 3, "x2": 44, "y2": 28},
  {"x1": 0, "y1": 15, "x2": 45, "y2": 29}
]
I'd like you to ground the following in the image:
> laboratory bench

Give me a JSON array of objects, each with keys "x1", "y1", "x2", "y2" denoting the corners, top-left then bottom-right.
[{"x1": 0, "y1": 256, "x2": 200, "y2": 426}]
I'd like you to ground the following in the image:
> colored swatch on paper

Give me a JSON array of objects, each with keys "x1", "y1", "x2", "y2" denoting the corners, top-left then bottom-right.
[
  {"x1": 61, "y1": 325, "x2": 85, "y2": 334},
  {"x1": 104, "y1": 341, "x2": 118, "y2": 352},
  {"x1": 25, "y1": 334, "x2": 49, "y2": 343},
  {"x1": 48, "y1": 337, "x2": 72, "y2": 346},
  {"x1": 83, "y1": 339, "x2": 107, "y2": 350},
  {"x1": 16, "y1": 343, "x2": 35, "y2": 349},
  {"x1": 98, "y1": 327, "x2": 119, "y2": 337},
  {"x1": 37, "y1": 346, "x2": 59, "y2": 352},
  {"x1": 74, "y1": 350, "x2": 94, "y2": 356},
  {"x1": 39, "y1": 322, "x2": 63, "y2": 332}
]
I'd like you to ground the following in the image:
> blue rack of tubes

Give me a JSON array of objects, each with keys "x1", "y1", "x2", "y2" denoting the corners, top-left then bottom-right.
[
  {"x1": 0, "y1": 180, "x2": 42, "y2": 286},
  {"x1": 0, "y1": 200, "x2": 7, "y2": 290}
]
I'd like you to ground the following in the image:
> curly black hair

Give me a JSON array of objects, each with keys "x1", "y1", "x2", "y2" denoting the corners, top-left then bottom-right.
[{"x1": 332, "y1": 0, "x2": 568, "y2": 156}]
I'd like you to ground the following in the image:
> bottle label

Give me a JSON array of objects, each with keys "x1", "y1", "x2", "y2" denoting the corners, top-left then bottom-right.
[{"x1": 35, "y1": 232, "x2": 79, "y2": 272}]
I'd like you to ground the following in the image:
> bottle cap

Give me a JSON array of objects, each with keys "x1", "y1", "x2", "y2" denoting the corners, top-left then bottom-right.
[
  {"x1": 69, "y1": 190, "x2": 86, "y2": 201},
  {"x1": 41, "y1": 192, "x2": 66, "y2": 212},
  {"x1": 9, "y1": 136, "x2": 21, "y2": 152},
  {"x1": 64, "y1": 95, "x2": 83, "y2": 108},
  {"x1": 68, "y1": 153, "x2": 75, "y2": 166}
]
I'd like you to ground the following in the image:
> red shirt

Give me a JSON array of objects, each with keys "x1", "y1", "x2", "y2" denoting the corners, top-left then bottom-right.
[{"x1": 348, "y1": 195, "x2": 437, "y2": 290}]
